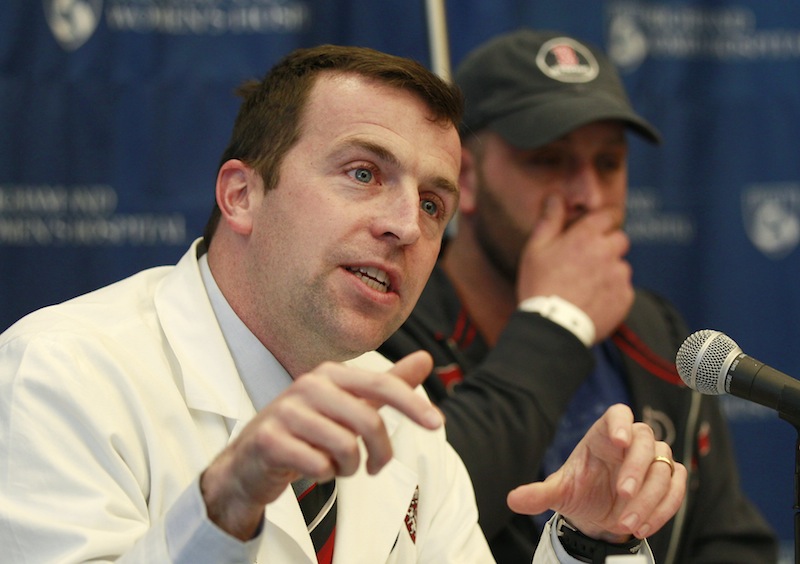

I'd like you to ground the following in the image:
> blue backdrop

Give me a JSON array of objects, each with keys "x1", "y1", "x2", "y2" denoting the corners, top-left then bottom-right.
[{"x1": 2, "y1": 1, "x2": 799, "y2": 560}]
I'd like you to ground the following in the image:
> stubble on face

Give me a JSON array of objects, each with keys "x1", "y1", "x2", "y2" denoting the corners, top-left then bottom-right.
[{"x1": 471, "y1": 159, "x2": 530, "y2": 284}]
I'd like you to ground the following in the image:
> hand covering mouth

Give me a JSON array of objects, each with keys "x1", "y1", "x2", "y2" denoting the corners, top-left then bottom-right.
[{"x1": 345, "y1": 266, "x2": 391, "y2": 293}]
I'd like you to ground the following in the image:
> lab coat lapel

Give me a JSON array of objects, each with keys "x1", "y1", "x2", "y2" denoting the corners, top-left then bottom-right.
[
  {"x1": 332, "y1": 395, "x2": 419, "y2": 563},
  {"x1": 335, "y1": 457, "x2": 418, "y2": 563},
  {"x1": 155, "y1": 242, "x2": 253, "y2": 421},
  {"x1": 257, "y1": 484, "x2": 318, "y2": 563}
]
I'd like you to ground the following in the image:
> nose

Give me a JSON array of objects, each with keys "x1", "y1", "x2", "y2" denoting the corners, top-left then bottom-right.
[
  {"x1": 374, "y1": 186, "x2": 422, "y2": 246},
  {"x1": 564, "y1": 162, "x2": 604, "y2": 216}
]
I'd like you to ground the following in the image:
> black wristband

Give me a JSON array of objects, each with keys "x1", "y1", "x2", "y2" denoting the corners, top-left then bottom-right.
[{"x1": 555, "y1": 515, "x2": 642, "y2": 564}]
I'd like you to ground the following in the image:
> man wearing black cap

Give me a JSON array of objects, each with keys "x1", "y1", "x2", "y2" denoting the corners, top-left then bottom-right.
[{"x1": 380, "y1": 29, "x2": 777, "y2": 563}]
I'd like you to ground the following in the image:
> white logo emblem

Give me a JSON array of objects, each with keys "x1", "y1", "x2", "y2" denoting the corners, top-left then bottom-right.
[
  {"x1": 536, "y1": 37, "x2": 599, "y2": 83},
  {"x1": 44, "y1": 0, "x2": 103, "y2": 51},
  {"x1": 742, "y1": 183, "x2": 800, "y2": 259},
  {"x1": 607, "y1": 13, "x2": 649, "y2": 72}
]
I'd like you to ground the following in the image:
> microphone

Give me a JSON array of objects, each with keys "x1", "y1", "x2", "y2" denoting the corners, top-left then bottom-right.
[{"x1": 676, "y1": 329, "x2": 800, "y2": 422}]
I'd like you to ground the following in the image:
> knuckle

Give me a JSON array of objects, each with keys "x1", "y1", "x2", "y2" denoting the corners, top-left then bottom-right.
[
  {"x1": 291, "y1": 373, "x2": 319, "y2": 392},
  {"x1": 632, "y1": 422, "x2": 656, "y2": 440},
  {"x1": 253, "y1": 416, "x2": 284, "y2": 445},
  {"x1": 331, "y1": 435, "x2": 361, "y2": 462},
  {"x1": 270, "y1": 395, "x2": 303, "y2": 420},
  {"x1": 363, "y1": 410, "x2": 386, "y2": 435}
]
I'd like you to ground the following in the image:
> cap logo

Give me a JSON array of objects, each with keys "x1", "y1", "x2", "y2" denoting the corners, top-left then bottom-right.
[{"x1": 536, "y1": 37, "x2": 599, "y2": 83}]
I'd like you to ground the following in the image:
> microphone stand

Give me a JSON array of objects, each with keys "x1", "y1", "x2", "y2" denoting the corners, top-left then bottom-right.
[{"x1": 776, "y1": 386, "x2": 800, "y2": 564}]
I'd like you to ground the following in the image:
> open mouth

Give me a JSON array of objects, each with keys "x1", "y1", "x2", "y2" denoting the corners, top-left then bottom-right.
[{"x1": 345, "y1": 266, "x2": 391, "y2": 293}]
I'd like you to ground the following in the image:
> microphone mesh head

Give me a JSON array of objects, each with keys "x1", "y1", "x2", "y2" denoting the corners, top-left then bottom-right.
[{"x1": 675, "y1": 330, "x2": 741, "y2": 395}]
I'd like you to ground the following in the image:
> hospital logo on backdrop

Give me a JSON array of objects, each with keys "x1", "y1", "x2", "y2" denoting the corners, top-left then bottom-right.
[
  {"x1": 44, "y1": 0, "x2": 103, "y2": 51},
  {"x1": 742, "y1": 183, "x2": 800, "y2": 259},
  {"x1": 606, "y1": 1, "x2": 800, "y2": 72},
  {"x1": 44, "y1": 0, "x2": 311, "y2": 51}
]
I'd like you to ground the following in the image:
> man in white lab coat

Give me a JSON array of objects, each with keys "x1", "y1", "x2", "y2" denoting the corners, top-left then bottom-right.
[{"x1": 0, "y1": 44, "x2": 684, "y2": 563}]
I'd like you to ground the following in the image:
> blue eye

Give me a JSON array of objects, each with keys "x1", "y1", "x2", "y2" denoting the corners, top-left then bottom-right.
[
  {"x1": 421, "y1": 199, "x2": 438, "y2": 216},
  {"x1": 353, "y1": 168, "x2": 373, "y2": 183}
]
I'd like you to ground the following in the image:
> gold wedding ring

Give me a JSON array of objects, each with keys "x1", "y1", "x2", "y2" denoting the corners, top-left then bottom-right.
[{"x1": 652, "y1": 455, "x2": 675, "y2": 477}]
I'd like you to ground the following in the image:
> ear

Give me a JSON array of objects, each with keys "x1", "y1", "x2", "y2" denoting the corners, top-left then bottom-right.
[
  {"x1": 215, "y1": 159, "x2": 260, "y2": 235},
  {"x1": 457, "y1": 146, "x2": 479, "y2": 216}
]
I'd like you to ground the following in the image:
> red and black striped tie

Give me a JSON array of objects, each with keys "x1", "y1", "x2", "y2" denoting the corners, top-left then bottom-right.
[{"x1": 292, "y1": 478, "x2": 337, "y2": 564}]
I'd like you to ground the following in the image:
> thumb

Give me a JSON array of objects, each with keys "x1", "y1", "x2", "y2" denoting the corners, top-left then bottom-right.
[
  {"x1": 388, "y1": 350, "x2": 434, "y2": 390},
  {"x1": 530, "y1": 194, "x2": 567, "y2": 247},
  {"x1": 507, "y1": 477, "x2": 562, "y2": 516}
]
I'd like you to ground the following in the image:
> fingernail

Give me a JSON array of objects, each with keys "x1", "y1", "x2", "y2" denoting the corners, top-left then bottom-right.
[
  {"x1": 636, "y1": 523, "x2": 651, "y2": 538},
  {"x1": 621, "y1": 477, "x2": 637, "y2": 496},
  {"x1": 621, "y1": 513, "x2": 639, "y2": 531},
  {"x1": 423, "y1": 408, "x2": 442, "y2": 428}
]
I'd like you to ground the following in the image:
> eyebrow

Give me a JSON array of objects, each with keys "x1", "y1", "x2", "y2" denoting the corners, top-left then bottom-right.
[{"x1": 337, "y1": 137, "x2": 459, "y2": 197}]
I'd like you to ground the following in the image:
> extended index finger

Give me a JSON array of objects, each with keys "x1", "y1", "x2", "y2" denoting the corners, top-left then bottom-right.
[{"x1": 333, "y1": 351, "x2": 442, "y2": 431}]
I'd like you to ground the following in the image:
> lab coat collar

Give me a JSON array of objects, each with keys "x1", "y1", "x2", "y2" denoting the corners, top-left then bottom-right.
[{"x1": 154, "y1": 239, "x2": 254, "y2": 422}]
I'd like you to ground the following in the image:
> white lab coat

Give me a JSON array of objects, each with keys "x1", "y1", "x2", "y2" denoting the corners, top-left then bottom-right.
[{"x1": 0, "y1": 241, "x2": 640, "y2": 563}]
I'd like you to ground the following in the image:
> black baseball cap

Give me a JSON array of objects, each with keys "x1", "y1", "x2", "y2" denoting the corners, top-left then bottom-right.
[{"x1": 455, "y1": 29, "x2": 661, "y2": 148}]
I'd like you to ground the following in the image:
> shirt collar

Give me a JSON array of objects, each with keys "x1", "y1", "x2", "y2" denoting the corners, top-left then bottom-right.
[{"x1": 198, "y1": 253, "x2": 293, "y2": 411}]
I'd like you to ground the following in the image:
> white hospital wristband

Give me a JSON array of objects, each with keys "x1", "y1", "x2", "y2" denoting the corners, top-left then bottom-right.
[{"x1": 518, "y1": 295, "x2": 595, "y2": 347}]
